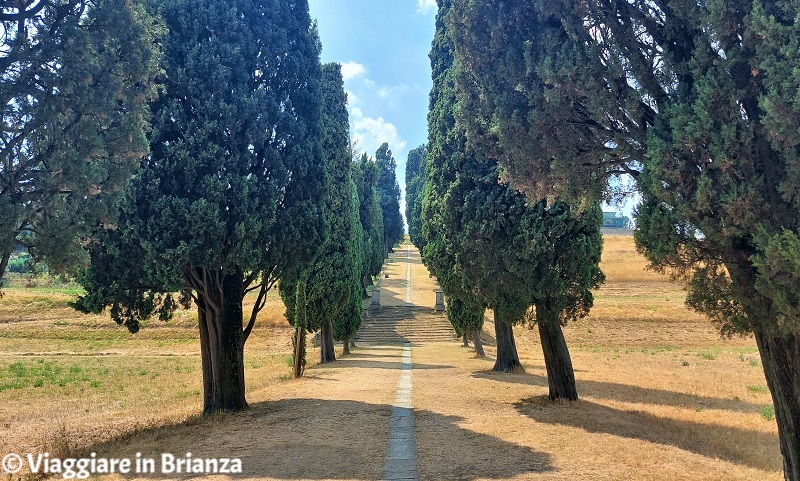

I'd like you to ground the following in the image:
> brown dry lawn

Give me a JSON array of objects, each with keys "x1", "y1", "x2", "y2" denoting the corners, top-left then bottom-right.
[{"x1": 0, "y1": 234, "x2": 782, "y2": 480}]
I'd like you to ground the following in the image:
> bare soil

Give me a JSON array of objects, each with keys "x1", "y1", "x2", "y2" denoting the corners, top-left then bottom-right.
[{"x1": 0, "y1": 236, "x2": 782, "y2": 480}]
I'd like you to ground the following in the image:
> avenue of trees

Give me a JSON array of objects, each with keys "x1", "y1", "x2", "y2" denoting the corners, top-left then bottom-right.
[
  {"x1": 2, "y1": 0, "x2": 403, "y2": 412},
  {"x1": 375, "y1": 143, "x2": 404, "y2": 255},
  {"x1": 417, "y1": 0, "x2": 604, "y2": 400},
  {"x1": 445, "y1": 0, "x2": 800, "y2": 478},
  {"x1": 405, "y1": 144, "x2": 427, "y2": 248},
  {"x1": 5, "y1": 0, "x2": 798, "y2": 476}
]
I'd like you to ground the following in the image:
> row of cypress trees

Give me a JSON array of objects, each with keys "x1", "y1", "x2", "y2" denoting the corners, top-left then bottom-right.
[
  {"x1": 62, "y1": 0, "x2": 400, "y2": 412},
  {"x1": 405, "y1": 0, "x2": 605, "y2": 402},
  {"x1": 440, "y1": 0, "x2": 800, "y2": 478}
]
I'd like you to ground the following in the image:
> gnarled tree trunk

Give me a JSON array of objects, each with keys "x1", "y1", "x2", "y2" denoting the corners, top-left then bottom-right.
[
  {"x1": 493, "y1": 306, "x2": 522, "y2": 372},
  {"x1": 536, "y1": 302, "x2": 578, "y2": 401},
  {"x1": 473, "y1": 329, "x2": 485, "y2": 357},
  {"x1": 754, "y1": 330, "x2": 800, "y2": 481},
  {"x1": 342, "y1": 336, "x2": 351, "y2": 355},
  {"x1": 196, "y1": 273, "x2": 248, "y2": 414},
  {"x1": 320, "y1": 318, "x2": 336, "y2": 363},
  {"x1": 462, "y1": 333, "x2": 469, "y2": 347}
]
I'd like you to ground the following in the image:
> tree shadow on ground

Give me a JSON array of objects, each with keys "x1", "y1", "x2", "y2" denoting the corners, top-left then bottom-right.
[
  {"x1": 318, "y1": 359, "x2": 452, "y2": 370},
  {"x1": 83, "y1": 399, "x2": 555, "y2": 480},
  {"x1": 335, "y1": 351, "x2": 402, "y2": 359},
  {"x1": 514, "y1": 396, "x2": 780, "y2": 472},
  {"x1": 471, "y1": 370, "x2": 764, "y2": 413}
]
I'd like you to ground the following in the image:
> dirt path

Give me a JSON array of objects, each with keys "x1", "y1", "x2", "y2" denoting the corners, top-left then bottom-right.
[
  {"x1": 380, "y1": 243, "x2": 439, "y2": 309},
  {"x1": 85, "y1": 242, "x2": 779, "y2": 481}
]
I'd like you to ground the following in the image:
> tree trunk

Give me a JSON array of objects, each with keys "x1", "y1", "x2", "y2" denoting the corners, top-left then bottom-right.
[
  {"x1": 342, "y1": 336, "x2": 351, "y2": 355},
  {"x1": 293, "y1": 326, "x2": 306, "y2": 378},
  {"x1": 536, "y1": 303, "x2": 578, "y2": 401},
  {"x1": 292, "y1": 281, "x2": 307, "y2": 378},
  {"x1": 473, "y1": 328, "x2": 485, "y2": 357},
  {"x1": 493, "y1": 306, "x2": 522, "y2": 372},
  {"x1": 350, "y1": 337, "x2": 356, "y2": 348},
  {"x1": 0, "y1": 250, "x2": 10, "y2": 285},
  {"x1": 197, "y1": 298, "x2": 214, "y2": 412},
  {"x1": 462, "y1": 333, "x2": 469, "y2": 347},
  {"x1": 754, "y1": 330, "x2": 800, "y2": 481},
  {"x1": 360, "y1": 275, "x2": 369, "y2": 298},
  {"x1": 319, "y1": 318, "x2": 336, "y2": 364},
  {"x1": 197, "y1": 273, "x2": 248, "y2": 414}
]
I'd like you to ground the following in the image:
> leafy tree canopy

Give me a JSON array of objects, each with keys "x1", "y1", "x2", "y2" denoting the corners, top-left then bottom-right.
[
  {"x1": 405, "y1": 144, "x2": 428, "y2": 248},
  {"x1": 450, "y1": 0, "x2": 800, "y2": 471},
  {"x1": 280, "y1": 62, "x2": 362, "y2": 363},
  {"x1": 0, "y1": 0, "x2": 163, "y2": 286},
  {"x1": 426, "y1": 0, "x2": 604, "y2": 380},
  {"x1": 74, "y1": 0, "x2": 326, "y2": 413},
  {"x1": 375, "y1": 142, "x2": 404, "y2": 253},
  {"x1": 353, "y1": 152, "x2": 385, "y2": 289}
]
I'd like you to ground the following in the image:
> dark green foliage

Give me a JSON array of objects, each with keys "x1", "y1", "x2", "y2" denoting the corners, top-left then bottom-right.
[
  {"x1": 421, "y1": 0, "x2": 486, "y2": 356},
  {"x1": 280, "y1": 63, "x2": 362, "y2": 366},
  {"x1": 73, "y1": 0, "x2": 326, "y2": 413},
  {"x1": 0, "y1": 0, "x2": 163, "y2": 288},
  {"x1": 425, "y1": 0, "x2": 604, "y2": 391},
  {"x1": 450, "y1": 0, "x2": 800, "y2": 474},
  {"x1": 353, "y1": 153, "x2": 385, "y2": 292},
  {"x1": 375, "y1": 143, "x2": 404, "y2": 254},
  {"x1": 445, "y1": 295, "x2": 484, "y2": 339},
  {"x1": 405, "y1": 144, "x2": 428, "y2": 248}
]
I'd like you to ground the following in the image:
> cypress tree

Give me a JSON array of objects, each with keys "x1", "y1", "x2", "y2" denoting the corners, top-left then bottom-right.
[
  {"x1": 280, "y1": 62, "x2": 361, "y2": 366},
  {"x1": 72, "y1": 0, "x2": 326, "y2": 413},
  {"x1": 375, "y1": 143, "x2": 404, "y2": 255},
  {"x1": 405, "y1": 144, "x2": 428, "y2": 248},
  {"x1": 0, "y1": 0, "x2": 163, "y2": 288},
  {"x1": 353, "y1": 154, "x2": 385, "y2": 295},
  {"x1": 426, "y1": 0, "x2": 604, "y2": 395},
  {"x1": 421, "y1": 0, "x2": 487, "y2": 358},
  {"x1": 333, "y1": 185, "x2": 365, "y2": 355},
  {"x1": 451, "y1": 0, "x2": 800, "y2": 472}
]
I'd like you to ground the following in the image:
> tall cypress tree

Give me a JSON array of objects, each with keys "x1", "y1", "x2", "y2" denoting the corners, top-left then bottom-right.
[
  {"x1": 0, "y1": 0, "x2": 163, "y2": 288},
  {"x1": 421, "y1": 2, "x2": 486, "y2": 358},
  {"x1": 354, "y1": 153, "x2": 386, "y2": 293},
  {"x1": 425, "y1": 0, "x2": 604, "y2": 396},
  {"x1": 405, "y1": 144, "x2": 428, "y2": 248},
  {"x1": 375, "y1": 143, "x2": 404, "y2": 255},
  {"x1": 280, "y1": 62, "x2": 361, "y2": 366},
  {"x1": 333, "y1": 183, "x2": 365, "y2": 355},
  {"x1": 451, "y1": 0, "x2": 800, "y2": 472},
  {"x1": 72, "y1": 0, "x2": 326, "y2": 413}
]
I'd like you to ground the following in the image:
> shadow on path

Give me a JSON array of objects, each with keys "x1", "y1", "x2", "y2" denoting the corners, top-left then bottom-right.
[
  {"x1": 514, "y1": 396, "x2": 780, "y2": 472},
  {"x1": 84, "y1": 398, "x2": 555, "y2": 480},
  {"x1": 471, "y1": 370, "x2": 765, "y2": 413}
]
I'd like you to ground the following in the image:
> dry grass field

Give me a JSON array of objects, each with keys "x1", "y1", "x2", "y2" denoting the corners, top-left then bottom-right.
[{"x1": 0, "y1": 234, "x2": 781, "y2": 480}]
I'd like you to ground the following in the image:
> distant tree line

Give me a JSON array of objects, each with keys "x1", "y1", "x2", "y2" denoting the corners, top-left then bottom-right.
[{"x1": 1, "y1": 0, "x2": 403, "y2": 414}]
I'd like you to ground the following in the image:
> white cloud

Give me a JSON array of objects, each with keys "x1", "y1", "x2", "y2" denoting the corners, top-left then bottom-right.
[
  {"x1": 416, "y1": 0, "x2": 437, "y2": 15},
  {"x1": 350, "y1": 107, "x2": 407, "y2": 159},
  {"x1": 377, "y1": 84, "x2": 410, "y2": 99},
  {"x1": 340, "y1": 61, "x2": 367, "y2": 81}
]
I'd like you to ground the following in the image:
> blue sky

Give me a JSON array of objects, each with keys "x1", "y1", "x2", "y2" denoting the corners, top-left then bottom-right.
[
  {"x1": 307, "y1": 0, "x2": 638, "y2": 223},
  {"x1": 308, "y1": 0, "x2": 438, "y2": 223}
]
